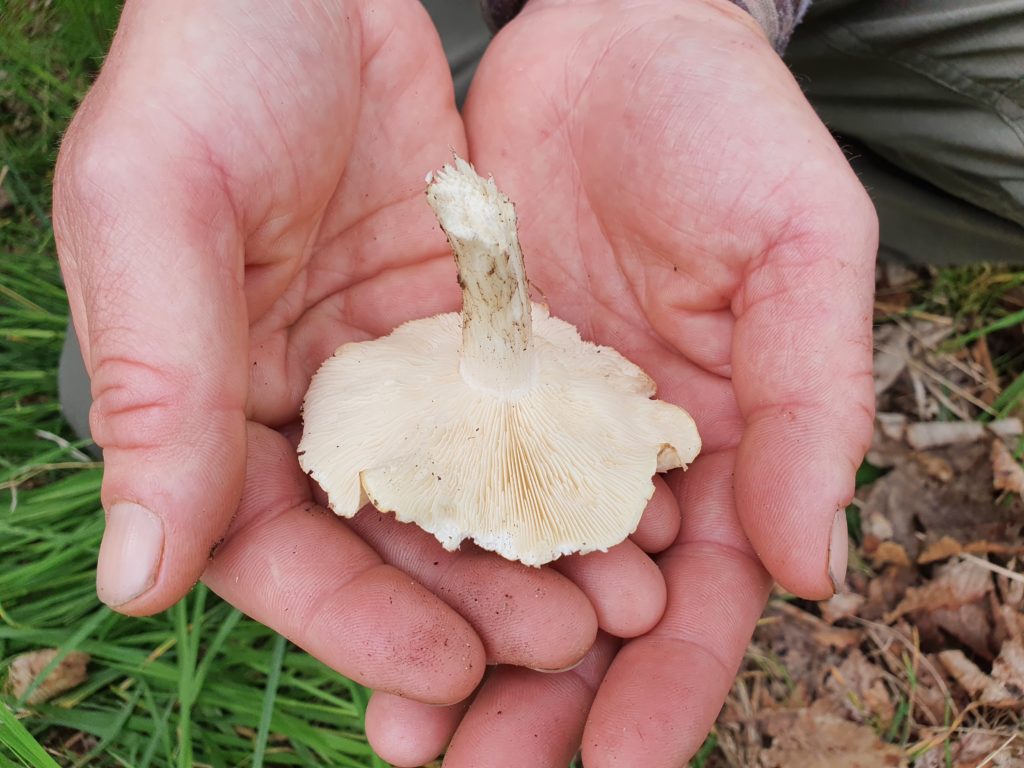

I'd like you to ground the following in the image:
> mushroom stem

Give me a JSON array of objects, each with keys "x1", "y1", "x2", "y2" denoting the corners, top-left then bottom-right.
[{"x1": 426, "y1": 158, "x2": 535, "y2": 394}]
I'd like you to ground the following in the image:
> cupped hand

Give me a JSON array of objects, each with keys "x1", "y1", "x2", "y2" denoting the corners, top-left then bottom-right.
[
  {"x1": 54, "y1": 0, "x2": 670, "y2": 707},
  {"x1": 365, "y1": 0, "x2": 877, "y2": 764}
]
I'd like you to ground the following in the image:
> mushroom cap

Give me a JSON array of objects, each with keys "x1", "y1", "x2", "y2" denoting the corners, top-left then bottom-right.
[{"x1": 299, "y1": 304, "x2": 701, "y2": 566}]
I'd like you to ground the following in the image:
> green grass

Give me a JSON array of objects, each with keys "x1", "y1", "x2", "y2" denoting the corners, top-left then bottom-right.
[{"x1": 879, "y1": 264, "x2": 1024, "y2": 417}]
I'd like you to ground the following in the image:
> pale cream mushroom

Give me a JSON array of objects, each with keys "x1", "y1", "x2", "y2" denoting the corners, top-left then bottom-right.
[{"x1": 298, "y1": 156, "x2": 701, "y2": 566}]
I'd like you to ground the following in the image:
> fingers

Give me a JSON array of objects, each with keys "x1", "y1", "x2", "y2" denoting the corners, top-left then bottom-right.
[
  {"x1": 544, "y1": 482, "x2": 678, "y2": 640},
  {"x1": 365, "y1": 694, "x2": 469, "y2": 768},
  {"x1": 347, "y1": 510, "x2": 598, "y2": 670},
  {"x1": 629, "y1": 476, "x2": 680, "y2": 553},
  {"x1": 732, "y1": 194, "x2": 877, "y2": 598},
  {"x1": 552, "y1": 540, "x2": 666, "y2": 638},
  {"x1": 443, "y1": 634, "x2": 619, "y2": 768},
  {"x1": 344, "y1": 484, "x2": 675, "y2": 652},
  {"x1": 203, "y1": 425, "x2": 485, "y2": 704},
  {"x1": 582, "y1": 452, "x2": 772, "y2": 767},
  {"x1": 54, "y1": 105, "x2": 248, "y2": 617}
]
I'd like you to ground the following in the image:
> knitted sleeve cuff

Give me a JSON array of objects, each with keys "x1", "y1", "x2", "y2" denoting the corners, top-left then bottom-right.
[
  {"x1": 731, "y1": 0, "x2": 811, "y2": 51},
  {"x1": 480, "y1": 0, "x2": 811, "y2": 52}
]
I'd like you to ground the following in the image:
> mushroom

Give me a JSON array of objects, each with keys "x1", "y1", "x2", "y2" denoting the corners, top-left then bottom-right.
[{"x1": 298, "y1": 156, "x2": 701, "y2": 566}]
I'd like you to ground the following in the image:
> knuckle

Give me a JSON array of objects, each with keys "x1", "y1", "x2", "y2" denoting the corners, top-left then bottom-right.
[{"x1": 88, "y1": 355, "x2": 189, "y2": 451}]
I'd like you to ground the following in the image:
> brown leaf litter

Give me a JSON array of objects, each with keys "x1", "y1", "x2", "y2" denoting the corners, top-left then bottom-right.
[{"x1": 709, "y1": 300, "x2": 1024, "y2": 768}]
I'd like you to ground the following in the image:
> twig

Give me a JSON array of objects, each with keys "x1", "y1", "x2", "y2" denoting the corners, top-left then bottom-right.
[
  {"x1": 875, "y1": 304, "x2": 953, "y2": 325},
  {"x1": 854, "y1": 618, "x2": 954, "y2": 702},
  {"x1": 961, "y1": 553, "x2": 1024, "y2": 585},
  {"x1": 976, "y1": 732, "x2": 1019, "y2": 767},
  {"x1": 910, "y1": 368, "x2": 931, "y2": 421},
  {"x1": 917, "y1": 373, "x2": 973, "y2": 421},
  {"x1": 34, "y1": 429, "x2": 93, "y2": 463},
  {"x1": 908, "y1": 358, "x2": 998, "y2": 417},
  {"x1": 892, "y1": 314, "x2": 956, "y2": 349}
]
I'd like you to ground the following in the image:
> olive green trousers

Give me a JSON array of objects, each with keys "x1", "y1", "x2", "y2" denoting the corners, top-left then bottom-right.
[{"x1": 785, "y1": 0, "x2": 1024, "y2": 264}]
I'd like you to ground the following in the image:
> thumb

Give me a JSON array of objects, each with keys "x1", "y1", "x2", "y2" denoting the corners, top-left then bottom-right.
[
  {"x1": 55, "y1": 114, "x2": 248, "y2": 615},
  {"x1": 732, "y1": 192, "x2": 877, "y2": 600}
]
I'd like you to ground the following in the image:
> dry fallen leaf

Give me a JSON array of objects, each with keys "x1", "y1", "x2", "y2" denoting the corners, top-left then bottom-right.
[
  {"x1": 760, "y1": 701, "x2": 906, "y2": 768},
  {"x1": 867, "y1": 414, "x2": 911, "y2": 469},
  {"x1": 860, "y1": 441, "x2": 1023, "y2": 562},
  {"x1": 886, "y1": 559, "x2": 992, "y2": 623},
  {"x1": 930, "y1": 601, "x2": 995, "y2": 660},
  {"x1": 998, "y1": 572, "x2": 1024, "y2": 609},
  {"x1": 912, "y1": 452, "x2": 954, "y2": 482},
  {"x1": 991, "y1": 638, "x2": 1024, "y2": 693},
  {"x1": 770, "y1": 601, "x2": 860, "y2": 649},
  {"x1": 991, "y1": 439, "x2": 1024, "y2": 495},
  {"x1": 937, "y1": 650, "x2": 1019, "y2": 708},
  {"x1": 820, "y1": 592, "x2": 866, "y2": 624},
  {"x1": 874, "y1": 541, "x2": 912, "y2": 568},
  {"x1": 826, "y1": 649, "x2": 896, "y2": 726},
  {"x1": 4, "y1": 649, "x2": 90, "y2": 705},
  {"x1": 862, "y1": 565, "x2": 916, "y2": 622},
  {"x1": 874, "y1": 326, "x2": 912, "y2": 397},
  {"x1": 993, "y1": 603, "x2": 1024, "y2": 644},
  {"x1": 863, "y1": 510, "x2": 896, "y2": 542},
  {"x1": 916, "y1": 731, "x2": 1024, "y2": 768},
  {"x1": 918, "y1": 536, "x2": 963, "y2": 564}
]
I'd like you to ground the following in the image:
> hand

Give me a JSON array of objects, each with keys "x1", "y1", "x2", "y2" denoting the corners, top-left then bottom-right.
[
  {"x1": 364, "y1": 0, "x2": 877, "y2": 764},
  {"x1": 54, "y1": 0, "x2": 668, "y2": 709}
]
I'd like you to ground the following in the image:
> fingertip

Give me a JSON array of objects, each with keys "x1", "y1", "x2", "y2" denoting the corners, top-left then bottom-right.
[
  {"x1": 735, "y1": 413, "x2": 858, "y2": 600},
  {"x1": 348, "y1": 512, "x2": 599, "y2": 672},
  {"x1": 630, "y1": 476, "x2": 681, "y2": 553},
  {"x1": 554, "y1": 542, "x2": 666, "y2": 638},
  {"x1": 330, "y1": 564, "x2": 489, "y2": 706},
  {"x1": 97, "y1": 432, "x2": 246, "y2": 615},
  {"x1": 95, "y1": 501, "x2": 165, "y2": 614},
  {"x1": 365, "y1": 692, "x2": 465, "y2": 767}
]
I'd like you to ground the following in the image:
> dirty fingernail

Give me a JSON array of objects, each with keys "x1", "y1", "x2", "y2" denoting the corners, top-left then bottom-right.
[
  {"x1": 96, "y1": 502, "x2": 163, "y2": 607},
  {"x1": 828, "y1": 507, "x2": 848, "y2": 594}
]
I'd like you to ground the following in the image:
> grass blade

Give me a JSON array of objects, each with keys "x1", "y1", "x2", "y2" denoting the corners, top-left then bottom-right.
[
  {"x1": 946, "y1": 307, "x2": 1024, "y2": 349},
  {"x1": 0, "y1": 701, "x2": 59, "y2": 768},
  {"x1": 252, "y1": 634, "x2": 287, "y2": 768}
]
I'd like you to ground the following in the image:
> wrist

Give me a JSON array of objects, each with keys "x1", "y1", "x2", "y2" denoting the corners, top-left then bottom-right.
[{"x1": 480, "y1": 0, "x2": 805, "y2": 51}]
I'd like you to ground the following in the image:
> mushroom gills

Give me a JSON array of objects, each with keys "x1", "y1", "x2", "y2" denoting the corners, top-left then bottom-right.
[{"x1": 298, "y1": 156, "x2": 701, "y2": 566}]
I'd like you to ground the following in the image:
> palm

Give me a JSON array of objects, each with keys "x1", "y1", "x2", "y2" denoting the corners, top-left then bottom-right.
[
  {"x1": 465, "y1": 0, "x2": 841, "y2": 433},
  {"x1": 231, "y1": 7, "x2": 465, "y2": 427}
]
